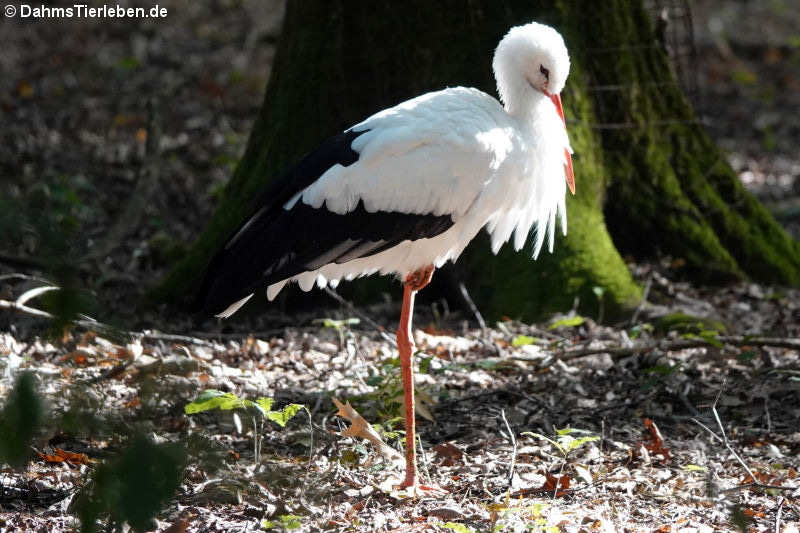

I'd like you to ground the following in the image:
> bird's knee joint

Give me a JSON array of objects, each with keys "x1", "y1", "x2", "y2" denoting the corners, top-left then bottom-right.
[{"x1": 405, "y1": 265, "x2": 435, "y2": 291}]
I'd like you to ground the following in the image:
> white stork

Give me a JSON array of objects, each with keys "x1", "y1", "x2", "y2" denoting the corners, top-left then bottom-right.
[{"x1": 198, "y1": 21, "x2": 574, "y2": 493}]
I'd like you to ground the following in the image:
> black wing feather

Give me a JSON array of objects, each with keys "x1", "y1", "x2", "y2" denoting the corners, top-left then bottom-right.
[{"x1": 196, "y1": 129, "x2": 454, "y2": 315}]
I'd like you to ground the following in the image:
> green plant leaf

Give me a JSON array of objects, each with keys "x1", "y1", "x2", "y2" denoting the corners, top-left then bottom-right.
[
  {"x1": 475, "y1": 359, "x2": 500, "y2": 370},
  {"x1": 318, "y1": 317, "x2": 360, "y2": 330},
  {"x1": 511, "y1": 335, "x2": 537, "y2": 347},
  {"x1": 266, "y1": 404, "x2": 305, "y2": 428},
  {"x1": 562, "y1": 435, "x2": 600, "y2": 452},
  {"x1": 555, "y1": 427, "x2": 592, "y2": 436},
  {"x1": 419, "y1": 356, "x2": 433, "y2": 374},
  {"x1": 263, "y1": 514, "x2": 303, "y2": 531},
  {"x1": 365, "y1": 375, "x2": 384, "y2": 386},
  {"x1": 280, "y1": 514, "x2": 303, "y2": 530},
  {"x1": 255, "y1": 398, "x2": 275, "y2": 413},
  {"x1": 185, "y1": 391, "x2": 252, "y2": 414},
  {"x1": 731, "y1": 68, "x2": 756, "y2": 85},
  {"x1": 698, "y1": 330, "x2": 723, "y2": 348},
  {"x1": 442, "y1": 522, "x2": 473, "y2": 533},
  {"x1": 522, "y1": 431, "x2": 565, "y2": 456},
  {"x1": 548, "y1": 316, "x2": 585, "y2": 329}
]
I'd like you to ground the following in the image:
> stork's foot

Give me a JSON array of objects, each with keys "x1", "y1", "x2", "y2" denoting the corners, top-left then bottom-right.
[
  {"x1": 405, "y1": 265, "x2": 435, "y2": 291},
  {"x1": 394, "y1": 477, "x2": 448, "y2": 497}
]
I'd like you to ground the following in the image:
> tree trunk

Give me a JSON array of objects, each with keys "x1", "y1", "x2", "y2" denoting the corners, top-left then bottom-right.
[{"x1": 153, "y1": 0, "x2": 800, "y2": 321}]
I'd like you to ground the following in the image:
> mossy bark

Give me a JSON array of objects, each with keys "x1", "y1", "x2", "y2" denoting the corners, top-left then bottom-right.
[
  {"x1": 576, "y1": 4, "x2": 800, "y2": 287},
  {"x1": 153, "y1": 0, "x2": 799, "y2": 321}
]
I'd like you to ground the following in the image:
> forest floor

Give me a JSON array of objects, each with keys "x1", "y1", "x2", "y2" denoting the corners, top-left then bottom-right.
[{"x1": 1, "y1": 1, "x2": 799, "y2": 532}]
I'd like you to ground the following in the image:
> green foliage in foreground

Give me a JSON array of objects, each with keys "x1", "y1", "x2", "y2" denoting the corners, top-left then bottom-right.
[
  {"x1": 74, "y1": 434, "x2": 187, "y2": 533},
  {"x1": 0, "y1": 372, "x2": 45, "y2": 468}
]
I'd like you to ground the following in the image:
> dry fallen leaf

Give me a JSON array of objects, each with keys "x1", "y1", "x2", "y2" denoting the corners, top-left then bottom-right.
[
  {"x1": 393, "y1": 387, "x2": 435, "y2": 422},
  {"x1": 36, "y1": 447, "x2": 93, "y2": 466},
  {"x1": 332, "y1": 398, "x2": 402, "y2": 463},
  {"x1": 511, "y1": 471, "x2": 571, "y2": 498},
  {"x1": 162, "y1": 519, "x2": 189, "y2": 533},
  {"x1": 432, "y1": 442, "x2": 464, "y2": 466},
  {"x1": 640, "y1": 418, "x2": 670, "y2": 461}
]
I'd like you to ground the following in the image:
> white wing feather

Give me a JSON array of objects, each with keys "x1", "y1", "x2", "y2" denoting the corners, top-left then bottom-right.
[
  {"x1": 265, "y1": 86, "x2": 570, "y2": 299},
  {"x1": 301, "y1": 88, "x2": 516, "y2": 219}
]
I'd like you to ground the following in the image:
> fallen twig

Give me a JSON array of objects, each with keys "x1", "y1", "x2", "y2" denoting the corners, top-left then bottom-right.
[
  {"x1": 1, "y1": 293, "x2": 217, "y2": 348},
  {"x1": 324, "y1": 287, "x2": 396, "y2": 347},
  {"x1": 775, "y1": 497, "x2": 785, "y2": 533},
  {"x1": 693, "y1": 386, "x2": 797, "y2": 496},
  {"x1": 0, "y1": 298, "x2": 55, "y2": 319},
  {"x1": 0, "y1": 273, "x2": 53, "y2": 284},
  {"x1": 499, "y1": 409, "x2": 517, "y2": 490},
  {"x1": 458, "y1": 281, "x2": 486, "y2": 330},
  {"x1": 508, "y1": 336, "x2": 800, "y2": 364},
  {"x1": 137, "y1": 330, "x2": 218, "y2": 348}
]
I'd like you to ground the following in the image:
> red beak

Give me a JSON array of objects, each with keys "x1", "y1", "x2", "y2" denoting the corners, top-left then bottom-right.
[{"x1": 549, "y1": 93, "x2": 575, "y2": 195}]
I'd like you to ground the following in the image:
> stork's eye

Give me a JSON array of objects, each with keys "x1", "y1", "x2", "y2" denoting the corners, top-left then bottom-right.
[{"x1": 540, "y1": 64, "x2": 550, "y2": 81}]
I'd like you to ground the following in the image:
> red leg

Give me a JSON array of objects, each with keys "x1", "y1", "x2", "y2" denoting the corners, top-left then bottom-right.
[{"x1": 395, "y1": 265, "x2": 439, "y2": 493}]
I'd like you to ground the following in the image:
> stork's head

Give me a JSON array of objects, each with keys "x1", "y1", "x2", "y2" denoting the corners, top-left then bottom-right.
[
  {"x1": 493, "y1": 21, "x2": 570, "y2": 103},
  {"x1": 492, "y1": 22, "x2": 569, "y2": 103},
  {"x1": 493, "y1": 22, "x2": 575, "y2": 194}
]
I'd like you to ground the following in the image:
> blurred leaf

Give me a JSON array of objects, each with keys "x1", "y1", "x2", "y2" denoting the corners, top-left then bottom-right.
[
  {"x1": 522, "y1": 431, "x2": 565, "y2": 456},
  {"x1": 184, "y1": 390, "x2": 252, "y2": 414},
  {"x1": 561, "y1": 435, "x2": 599, "y2": 452},
  {"x1": 729, "y1": 505, "x2": 752, "y2": 533},
  {"x1": 74, "y1": 434, "x2": 186, "y2": 533},
  {"x1": 736, "y1": 350, "x2": 757, "y2": 364},
  {"x1": 187, "y1": 392, "x2": 304, "y2": 428},
  {"x1": 644, "y1": 364, "x2": 677, "y2": 376},
  {"x1": 511, "y1": 335, "x2": 537, "y2": 347},
  {"x1": 364, "y1": 375, "x2": 384, "y2": 387},
  {"x1": 698, "y1": 330, "x2": 723, "y2": 348},
  {"x1": 762, "y1": 125, "x2": 777, "y2": 152},
  {"x1": 654, "y1": 313, "x2": 725, "y2": 335},
  {"x1": 117, "y1": 56, "x2": 140, "y2": 70},
  {"x1": 318, "y1": 317, "x2": 360, "y2": 330},
  {"x1": 255, "y1": 397, "x2": 275, "y2": 413},
  {"x1": 442, "y1": 523, "x2": 473, "y2": 533},
  {"x1": 474, "y1": 359, "x2": 500, "y2": 370},
  {"x1": 0, "y1": 372, "x2": 45, "y2": 468},
  {"x1": 628, "y1": 323, "x2": 653, "y2": 340},
  {"x1": 263, "y1": 514, "x2": 303, "y2": 530},
  {"x1": 555, "y1": 427, "x2": 591, "y2": 437},
  {"x1": 419, "y1": 356, "x2": 433, "y2": 374},
  {"x1": 548, "y1": 316, "x2": 585, "y2": 329},
  {"x1": 266, "y1": 404, "x2": 304, "y2": 428},
  {"x1": 730, "y1": 69, "x2": 756, "y2": 85},
  {"x1": 524, "y1": 428, "x2": 598, "y2": 457}
]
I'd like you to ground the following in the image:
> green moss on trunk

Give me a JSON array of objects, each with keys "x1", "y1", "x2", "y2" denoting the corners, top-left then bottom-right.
[{"x1": 572, "y1": 2, "x2": 800, "y2": 285}]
